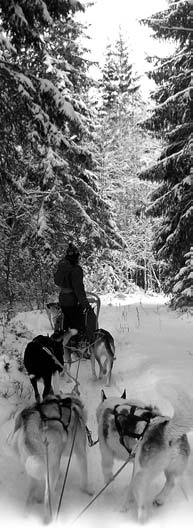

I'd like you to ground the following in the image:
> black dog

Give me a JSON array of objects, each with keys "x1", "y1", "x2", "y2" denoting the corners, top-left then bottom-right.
[{"x1": 24, "y1": 328, "x2": 77, "y2": 402}]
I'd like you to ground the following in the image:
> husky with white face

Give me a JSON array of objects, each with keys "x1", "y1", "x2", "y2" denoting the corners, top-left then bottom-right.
[{"x1": 96, "y1": 385, "x2": 192, "y2": 523}]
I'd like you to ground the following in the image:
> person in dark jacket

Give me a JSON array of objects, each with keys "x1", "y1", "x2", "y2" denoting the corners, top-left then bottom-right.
[{"x1": 54, "y1": 243, "x2": 96, "y2": 342}]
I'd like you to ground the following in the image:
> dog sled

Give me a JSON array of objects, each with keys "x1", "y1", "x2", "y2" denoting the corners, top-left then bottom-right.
[
  {"x1": 67, "y1": 291, "x2": 101, "y2": 357},
  {"x1": 46, "y1": 291, "x2": 101, "y2": 358}
]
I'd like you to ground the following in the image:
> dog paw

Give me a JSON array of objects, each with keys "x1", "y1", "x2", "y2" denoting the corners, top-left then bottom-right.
[
  {"x1": 137, "y1": 506, "x2": 149, "y2": 524},
  {"x1": 121, "y1": 497, "x2": 134, "y2": 513},
  {"x1": 87, "y1": 488, "x2": 94, "y2": 497},
  {"x1": 43, "y1": 512, "x2": 52, "y2": 525},
  {"x1": 81, "y1": 486, "x2": 94, "y2": 496}
]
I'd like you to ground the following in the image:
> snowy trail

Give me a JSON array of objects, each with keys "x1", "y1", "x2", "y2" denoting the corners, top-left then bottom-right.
[{"x1": 0, "y1": 293, "x2": 193, "y2": 528}]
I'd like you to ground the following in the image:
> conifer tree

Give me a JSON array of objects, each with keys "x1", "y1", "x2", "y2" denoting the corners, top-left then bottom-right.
[
  {"x1": 101, "y1": 42, "x2": 119, "y2": 110},
  {"x1": 0, "y1": 0, "x2": 123, "y2": 306},
  {"x1": 101, "y1": 30, "x2": 139, "y2": 115},
  {"x1": 172, "y1": 246, "x2": 193, "y2": 309},
  {"x1": 97, "y1": 31, "x2": 162, "y2": 291},
  {"x1": 139, "y1": 0, "x2": 192, "y2": 303}
]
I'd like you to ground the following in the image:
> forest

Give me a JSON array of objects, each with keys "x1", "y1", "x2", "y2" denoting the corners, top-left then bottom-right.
[{"x1": 0, "y1": 0, "x2": 192, "y2": 312}]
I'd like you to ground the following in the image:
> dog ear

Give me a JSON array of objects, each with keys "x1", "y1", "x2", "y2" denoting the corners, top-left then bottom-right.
[
  {"x1": 121, "y1": 389, "x2": 126, "y2": 399},
  {"x1": 101, "y1": 389, "x2": 106, "y2": 401}
]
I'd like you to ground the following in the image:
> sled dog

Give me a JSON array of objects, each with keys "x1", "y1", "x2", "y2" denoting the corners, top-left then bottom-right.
[
  {"x1": 12, "y1": 393, "x2": 91, "y2": 523},
  {"x1": 96, "y1": 385, "x2": 193, "y2": 523},
  {"x1": 46, "y1": 301, "x2": 62, "y2": 330},
  {"x1": 90, "y1": 328, "x2": 115, "y2": 386},
  {"x1": 24, "y1": 328, "x2": 77, "y2": 402}
]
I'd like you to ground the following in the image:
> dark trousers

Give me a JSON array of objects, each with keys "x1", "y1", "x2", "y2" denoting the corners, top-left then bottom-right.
[
  {"x1": 58, "y1": 304, "x2": 97, "y2": 341},
  {"x1": 61, "y1": 304, "x2": 85, "y2": 334}
]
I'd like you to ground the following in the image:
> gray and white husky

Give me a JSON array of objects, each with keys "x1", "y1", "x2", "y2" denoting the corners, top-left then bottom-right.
[
  {"x1": 90, "y1": 328, "x2": 115, "y2": 386},
  {"x1": 96, "y1": 384, "x2": 193, "y2": 523},
  {"x1": 12, "y1": 393, "x2": 91, "y2": 523}
]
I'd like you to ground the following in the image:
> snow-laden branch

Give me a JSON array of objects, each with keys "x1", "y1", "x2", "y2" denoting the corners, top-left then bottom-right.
[
  {"x1": 163, "y1": 204, "x2": 192, "y2": 248},
  {"x1": 40, "y1": 1, "x2": 53, "y2": 24},
  {"x1": 0, "y1": 31, "x2": 16, "y2": 52},
  {"x1": 146, "y1": 21, "x2": 193, "y2": 32},
  {"x1": 155, "y1": 87, "x2": 190, "y2": 111},
  {"x1": 143, "y1": 46, "x2": 190, "y2": 74},
  {"x1": 73, "y1": 175, "x2": 105, "y2": 202},
  {"x1": 0, "y1": 60, "x2": 85, "y2": 145},
  {"x1": 146, "y1": 173, "x2": 191, "y2": 215},
  {"x1": 12, "y1": 3, "x2": 28, "y2": 28},
  {"x1": 139, "y1": 148, "x2": 185, "y2": 181},
  {"x1": 146, "y1": 189, "x2": 173, "y2": 215},
  {"x1": 63, "y1": 193, "x2": 124, "y2": 248},
  {"x1": 39, "y1": 78, "x2": 81, "y2": 124},
  {"x1": 166, "y1": 121, "x2": 193, "y2": 141},
  {"x1": 16, "y1": 72, "x2": 36, "y2": 91}
]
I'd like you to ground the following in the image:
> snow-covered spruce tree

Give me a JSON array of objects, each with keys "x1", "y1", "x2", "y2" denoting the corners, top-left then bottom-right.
[
  {"x1": 0, "y1": 0, "x2": 123, "y2": 307},
  {"x1": 96, "y1": 32, "x2": 162, "y2": 292},
  {"x1": 172, "y1": 246, "x2": 193, "y2": 309},
  {"x1": 139, "y1": 0, "x2": 192, "y2": 301},
  {"x1": 101, "y1": 31, "x2": 139, "y2": 115}
]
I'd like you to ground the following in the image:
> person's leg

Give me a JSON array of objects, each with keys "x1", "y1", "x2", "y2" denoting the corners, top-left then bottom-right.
[
  {"x1": 61, "y1": 305, "x2": 89, "y2": 357},
  {"x1": 60, "y1": 306, "x2": 80, "y2": 352},
  {"x1": 60, "y1": 306, "x2": 72, "y2": 331},
  {"x1": 85, "y1": 307, "x2": 97, "y2": 341},
  {"x1": 74, "y1": 306, "x2": 92, "y2": 358},
  {"x1": 54, "y1": 312, "x2": 62, "y2": 332},
  {"x1": 76, "y1": 305, "x2": 86, "y2": 335}
]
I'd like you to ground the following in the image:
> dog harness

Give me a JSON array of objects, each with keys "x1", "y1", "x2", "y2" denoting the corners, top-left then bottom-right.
[
  {"x1": 114, "y1": 404, "x2": 153, "y2": 455},
  {"x1": 36, "y1": 397, "x2": 72, "y2": 432},
  {"x1": 42, "y1": 344, "x2": 64, "y2": 369}
]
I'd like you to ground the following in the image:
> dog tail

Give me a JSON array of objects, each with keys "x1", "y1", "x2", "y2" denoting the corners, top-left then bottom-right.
[
  {"x1": 13, "y1": 419, "x2": 45, "y2": 480},
  {"x1": 104, "y1": 333, "x2": 115, "y2": 359},
  {"x1": 157, "y1": 381, "x2": 193, "y2": 440}
]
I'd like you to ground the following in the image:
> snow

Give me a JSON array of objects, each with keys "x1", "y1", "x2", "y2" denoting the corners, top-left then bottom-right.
[
  {"x1": 13, "y1": 4, "x2": 28, "y2": 27},
  {"x1": 155, "y1": 87, "x2": 190, "y2": 110},
  {"x1": 173, "y1": 280, "x2": 183, "y2": 293},
  {"x1": 0, "y1": 292, "x2": 193, "y2": 528},
  {"x1": 41, "y1": 1, "x2": 53, "y2": 24},
  {"x1": 16, "y1": 73, "x2": 35, "y2": 91},
  {"x1": 0, "y1": 31, "x2": 16, "y2": 52},
  {"x1": 39, "y1": 79, "x2": 80, "y2": 124},
  {"x1": 37, "y1": 204, "x2": 47, "y2": 236},
  {"x1": 70, "y1": 0, "x2": 83, "y2": 7}
]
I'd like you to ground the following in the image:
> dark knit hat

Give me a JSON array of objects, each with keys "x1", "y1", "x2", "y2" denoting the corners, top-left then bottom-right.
[{"x1": 65, "y1": 243, "x2": 80, "y2": 263}]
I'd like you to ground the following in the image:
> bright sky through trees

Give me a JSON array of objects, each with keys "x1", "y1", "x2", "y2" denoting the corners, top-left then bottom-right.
[{"x1": 79, "y1": 0, "x2": 175, "y2": 95}]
